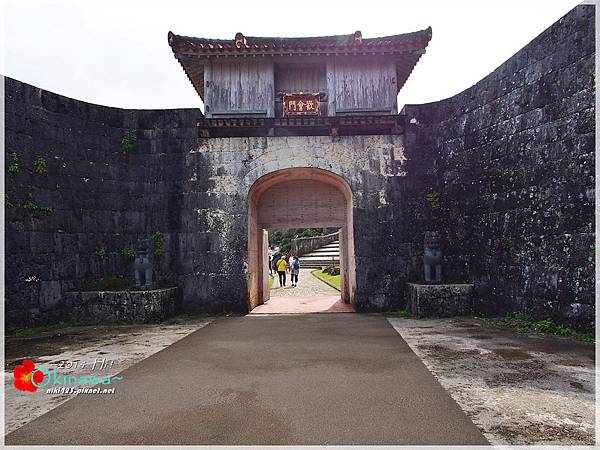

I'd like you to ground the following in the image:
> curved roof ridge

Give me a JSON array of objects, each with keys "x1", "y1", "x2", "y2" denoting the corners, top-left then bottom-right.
[{"x1": 168, "y1": 27, "x2": 432, "y2": 53}]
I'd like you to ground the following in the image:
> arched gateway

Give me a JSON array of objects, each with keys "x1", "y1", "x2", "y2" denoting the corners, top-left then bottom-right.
[{"x1": 247, "y1": 168, "x2": 355, "y2": 310}]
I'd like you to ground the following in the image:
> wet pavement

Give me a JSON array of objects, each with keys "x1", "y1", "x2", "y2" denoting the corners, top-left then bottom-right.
[{"x1": 388, "y1": 316, "x2": 596, "y2": 445}]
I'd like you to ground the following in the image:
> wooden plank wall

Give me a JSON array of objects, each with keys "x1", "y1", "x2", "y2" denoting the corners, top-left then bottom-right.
[
  {"x1": 274, "y1": 63, "x2": 327, "y2": 93},
  {"x1": 203, "y1": 57, "x2": 399, "y2": 117},
  {"x1": 205, "y1": 60, "x2": 274, "y2": 116},
  {"x1": 334, "y1": 58, "x2": 397, "y2": 113}
]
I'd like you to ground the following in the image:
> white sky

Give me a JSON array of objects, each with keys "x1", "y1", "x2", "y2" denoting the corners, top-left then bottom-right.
[{"x1": 1, "y1": 0, "x2": 583, "y2": 110}]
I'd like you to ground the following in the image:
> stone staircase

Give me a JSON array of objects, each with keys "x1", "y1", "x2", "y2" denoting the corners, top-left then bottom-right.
[{"x1": 300, "y1": 241, "x2": 340, "y2": 269}]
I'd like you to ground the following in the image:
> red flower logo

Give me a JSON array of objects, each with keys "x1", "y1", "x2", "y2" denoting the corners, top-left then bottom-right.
[{"x1": 13, "y1": 360, "x2": 45, "y2": 392}]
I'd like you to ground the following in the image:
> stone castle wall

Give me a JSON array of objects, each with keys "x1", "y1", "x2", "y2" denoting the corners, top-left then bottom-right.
[
  {"x1": 4, "y1": 5, "x2": 595, "y2": 329},
  {"x1": 4, "y1": 79, "x2": 201, "y2": 328},
  {"x1": 402, "y1": 5, "x2": 595, "y2": 329}
]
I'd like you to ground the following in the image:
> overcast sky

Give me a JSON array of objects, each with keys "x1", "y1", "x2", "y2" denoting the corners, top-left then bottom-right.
[{"x1": 2, "y1": 0, "x2": 583, "y2": 110}]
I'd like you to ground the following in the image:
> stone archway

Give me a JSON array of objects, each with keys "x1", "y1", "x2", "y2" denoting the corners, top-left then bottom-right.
[{"x1": 247, "y1": 168, "x2": 355, "y2": 311}]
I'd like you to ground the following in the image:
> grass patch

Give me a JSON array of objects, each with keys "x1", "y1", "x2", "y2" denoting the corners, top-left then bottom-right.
[
  {"x1": 269, "y1": 274, "x2": 274, "y2": 289},
  {"x1": 481, "y1": 311, "x2": 594, "y2": 343},
  {"x1": 386, "y1": 304, "x2": 412, "y2": 318},
  {"x1": 311, "y1": 269, "x2": 340, "y2": 291}
]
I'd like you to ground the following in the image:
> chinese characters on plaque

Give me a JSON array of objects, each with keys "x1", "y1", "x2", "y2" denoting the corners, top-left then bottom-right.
[{"x1": 283, "y1": 93, "x2": 320, "y2": 116}]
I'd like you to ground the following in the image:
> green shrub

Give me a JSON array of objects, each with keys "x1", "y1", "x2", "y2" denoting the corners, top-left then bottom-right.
[
  {"x1": 21, "y1": 200, "x2": 38, "y2": 211},
  {"x1": 121, "y1": 129, "x2": 137, "y2": 154},
  {"x1": 324, "y1": 265, "x2": 340, "y2": 276},
  {"x1": 34, "y1": 157, "x2": 48, "y2": 174},
  {"x1": 7, "y1": 152, "x2": 19, "y2": 174},
  {"x1": 511, "y1": 311, "x2": 533, "y2": 322},
  {"x1": 152, "y1": 231, "x2": 163, "y2": 256},
  {"x1": 122, "y1": 246, "x2": 136, "y2": 259},
  {"x1": 425, "y1": 191, "x2": 440, "y2": 208},
  {"x1": 536, "y1": 318, "x2": 575, "y2": 336}
]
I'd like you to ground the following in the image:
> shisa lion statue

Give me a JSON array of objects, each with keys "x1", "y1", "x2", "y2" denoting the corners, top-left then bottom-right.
[
  {"x1": 134, "y1": 239, "x2": 154, "y2": 289},
  {"x1": 423, "y1": 231, "x2": 442, "y2": 283}
]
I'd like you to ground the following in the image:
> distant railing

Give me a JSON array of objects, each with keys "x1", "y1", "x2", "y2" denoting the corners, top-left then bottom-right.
[{"x1": 291, "y1": 231, "x2": 339, "y2": 256}]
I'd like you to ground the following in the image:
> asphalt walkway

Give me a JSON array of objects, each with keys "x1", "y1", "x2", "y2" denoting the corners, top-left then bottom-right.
[{"x1": 6, "y1": 314, "x2": 488, "y2": 445}]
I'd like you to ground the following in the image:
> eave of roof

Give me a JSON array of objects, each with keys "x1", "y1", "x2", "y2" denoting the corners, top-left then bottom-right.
[{"x1": 168, "y1": 28, "x2": 431, "y2": 57}]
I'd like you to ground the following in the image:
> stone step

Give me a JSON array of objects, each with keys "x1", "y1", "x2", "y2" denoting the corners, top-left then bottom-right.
[
  {"x1": 301, "y1": 263, "x2": 340, "y2": 269},
  {"x1": 296, "y1": 239, "x2": 340, "y2": 268},
  {"x1": 300, "y1": 260, "x2": 339, "y2": 266},
  {"x1": 309, "y1": 247, "x2": 339, "y2": 253},
  {"x1": 301, "y1": 255, "x2": 339, "y2": 260},
  {"x1": 306, "y1": 249, "x2": 339, "y2": 256},
  {"x1": 303, "y1": 252, "x2": 339, "y2": 258}
]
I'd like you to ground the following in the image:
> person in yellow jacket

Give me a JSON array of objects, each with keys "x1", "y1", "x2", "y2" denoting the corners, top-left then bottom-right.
[{"x1": 276, "y1": 256, "x2": 288, "y2": 287}]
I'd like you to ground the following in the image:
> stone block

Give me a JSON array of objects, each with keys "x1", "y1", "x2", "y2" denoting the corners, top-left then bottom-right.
[
  {"x1": 408, "y1": 283, "x2": 474, "y2": 317},
  {"x1": 39, "y1": 280, "x2": 62, "y2": 311},
  {"x1": 61, "y1": 287, "x2": 179, "y2": 324}
]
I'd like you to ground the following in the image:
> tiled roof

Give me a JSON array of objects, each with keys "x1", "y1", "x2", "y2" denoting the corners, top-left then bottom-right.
[
  {"x1": 169, "y1": 28, "x2": 432, "y2": 104},
  {"x1": 168, "y1": 28, "x2": 432, "y2": 56}
]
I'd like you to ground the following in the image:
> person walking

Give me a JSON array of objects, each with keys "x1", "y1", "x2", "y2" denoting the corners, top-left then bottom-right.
[
  {"x1": 276, "y1": 256, "x2": 287, "y2": 287},
  {"x1": 268, "y1": 245, "x2": 276, "y2": 275},
  {"x1": 290, "y1": 255, "x2": 300, "y2": 287},
  {"x1": 272, "y1": 254, "x2": 280, "y2": 278}
]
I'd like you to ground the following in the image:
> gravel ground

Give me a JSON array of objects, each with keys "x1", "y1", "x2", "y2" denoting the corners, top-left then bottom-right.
[
  {"x1": 388, "y1": 316, "x2": 596, "y2": 446},
  {"x1": 270, "y1": 268, "x2": 338, "y2": 297}
]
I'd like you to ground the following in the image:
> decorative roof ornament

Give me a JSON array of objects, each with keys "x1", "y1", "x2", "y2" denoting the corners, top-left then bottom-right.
[{"x1": 234, "y1": 32, "x2": 246, "y2": 48}]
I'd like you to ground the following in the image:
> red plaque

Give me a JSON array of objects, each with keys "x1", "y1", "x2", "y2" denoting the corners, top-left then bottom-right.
[{"x1": 283, "y1": 93, "x2": 320, "y2": 116}]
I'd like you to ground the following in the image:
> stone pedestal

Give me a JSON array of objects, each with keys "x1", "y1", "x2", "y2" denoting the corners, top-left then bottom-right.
[{"x1": 407, "y1": 283, "x2": 473, "y2": 317}]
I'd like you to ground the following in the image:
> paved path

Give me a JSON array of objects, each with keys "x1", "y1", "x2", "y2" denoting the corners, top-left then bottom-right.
[
  {"x1": 270, "y1": 268, "x2": 337, "y2": 297},
  {"x1": 254, "y1": 269, "x2": 352, "y2": 313},
  {"x1": 6, "y1": 314, "x2": 488, "y2": 445}
]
